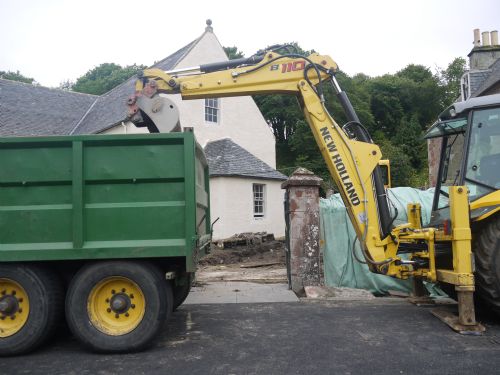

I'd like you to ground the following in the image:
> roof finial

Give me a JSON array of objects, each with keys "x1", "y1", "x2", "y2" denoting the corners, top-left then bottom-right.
[{"x1": 205, "y1": 19, "x2": 213, "y2": 32}]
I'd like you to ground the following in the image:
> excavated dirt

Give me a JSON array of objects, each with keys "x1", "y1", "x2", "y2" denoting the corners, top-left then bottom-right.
[
  {"x1": 199, "y1": 240, "x2": 286, "y2": 266},
  {"x1": 196, "y1": 240, "x2": 288, "y2": 284}
]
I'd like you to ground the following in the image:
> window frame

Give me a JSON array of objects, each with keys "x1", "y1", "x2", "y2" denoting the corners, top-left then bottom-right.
[
  {"x1": 253, "y1": 183, "x2": 266, "y2": 219},
  {"x1": 204, "y1": 98, "x2": 220, "y2": 124}
]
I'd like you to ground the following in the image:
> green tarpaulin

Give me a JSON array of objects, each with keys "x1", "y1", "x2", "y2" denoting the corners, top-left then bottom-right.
[{"x1": 320, "y1": 187, "x2": 445, "y2": 296}]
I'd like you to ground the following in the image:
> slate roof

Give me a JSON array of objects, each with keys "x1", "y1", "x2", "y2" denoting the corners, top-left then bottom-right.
[
  {"x1": 469, "y1": 70, "x2": 491, "y2": 97},
  {"x1": 205, "y1": 138, "x2": 287, "y2": 180},
  {"x1": 472, "y1": 59, "x2": 500, "y2": 97},
  {"x1": 0, "y1": 37, "x2": 200, "y2": 137},
  {"x1": 0, "y1": 79, "x2": 97, "y2": 136}
]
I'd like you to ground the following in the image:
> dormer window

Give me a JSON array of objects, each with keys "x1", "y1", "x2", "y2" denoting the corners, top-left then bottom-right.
[{"x1": 205, "y1": 98, "x2": 219, "y2": 123}]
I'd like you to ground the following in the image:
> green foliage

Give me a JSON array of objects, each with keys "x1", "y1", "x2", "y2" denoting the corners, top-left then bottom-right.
[
  {"x1": 368, "y1": 65, "x2": 443, "y2": 135},
  {"x1": 376, "y1": 137, "x2": 413, "y2": 187},
  {"x1": 254, "y1": 95, "x2": 303, "y2": 143},
  {"x1": 439, "y1": 57, "x2": 467, "y2": 106},
  {"x1": 223, "y1": 46, "x2": 245, "y2": 59},
  {"x1": 397, "y1": 64, "x2": 434, "y2": 83},
  {"x1": 393, "y1": 114, "x2": 425, "y2": 169},
  {"x1": 72, "y1": 63, "x2": 146, "y2": 95},
  {"x1": 0, "y1": 70, "x2": 35, "y2": 84}
]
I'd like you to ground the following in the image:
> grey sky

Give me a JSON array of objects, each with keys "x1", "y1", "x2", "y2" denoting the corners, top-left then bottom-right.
[{"x1": 1, "y1": 0, "x2": 498, "y2": 87}]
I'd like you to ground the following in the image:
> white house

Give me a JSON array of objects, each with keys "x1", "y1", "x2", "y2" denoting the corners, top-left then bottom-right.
[{"x1": 0, "y1": 21, "x2": 287, "y2": 241}]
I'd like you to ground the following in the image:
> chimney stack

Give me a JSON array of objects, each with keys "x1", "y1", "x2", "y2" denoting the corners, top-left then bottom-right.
[
  {"x1": 492, "y1": 30, "x2": 499, "y2": 46},
  {"x1": 473, "y1": 29, "x2": 481, "y2": 47},
  {"x1": 469, "y1": 27, "x2": 500, "y2": 70},
  {"x1": 482, "y1": 31, "x2": 491, "y2": 46}
]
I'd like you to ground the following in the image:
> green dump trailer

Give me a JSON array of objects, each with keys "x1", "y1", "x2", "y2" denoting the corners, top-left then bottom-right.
[{"x1": 0, "y1": 131, "x2": 211, "y2": 355}]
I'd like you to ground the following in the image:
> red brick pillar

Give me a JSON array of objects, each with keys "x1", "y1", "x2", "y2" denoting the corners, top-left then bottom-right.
[{"x1": 282, "y1": 168, "x2": 322, "y2": 294}]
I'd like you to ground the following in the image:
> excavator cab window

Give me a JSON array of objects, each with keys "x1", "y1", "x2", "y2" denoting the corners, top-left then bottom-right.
[
  {"x1": 437, "y1": 130, "x2": 466, "y2": 209},
  {"x1": 426, "y1": 117, "x2": 467, "y2": 210},
  {"x1": 464, "y1": 106, "x2": 500, "y2": 200},
  {"x1": 428, "y1": 106, "x2": 500, "y2": 212}
]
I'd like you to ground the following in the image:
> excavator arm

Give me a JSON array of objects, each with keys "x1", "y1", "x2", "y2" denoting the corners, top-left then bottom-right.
[
  {"x1": 127, "y1": 46, "x2": 479, "y2": 318},
  {"x1": 128, "y1": 49, "x2": 403, "y2": 276}
]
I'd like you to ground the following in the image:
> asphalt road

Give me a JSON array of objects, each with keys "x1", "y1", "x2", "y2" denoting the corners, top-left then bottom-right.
[{"x1": 4, "y1": 299, "x2": 500, "y2": 375}]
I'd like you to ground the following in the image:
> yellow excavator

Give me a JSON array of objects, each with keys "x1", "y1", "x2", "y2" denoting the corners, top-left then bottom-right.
[{"x1": 128, "y1": 45, "x2": 500, "y2": 333}]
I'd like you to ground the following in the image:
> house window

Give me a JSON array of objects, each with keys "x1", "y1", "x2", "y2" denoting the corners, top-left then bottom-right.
[
  {"x1": 205, "y1": 98, "x2": 219, "y2": 123},
  {"x1": 253, "y1": 184, "x2": 265, "y2": 218}
]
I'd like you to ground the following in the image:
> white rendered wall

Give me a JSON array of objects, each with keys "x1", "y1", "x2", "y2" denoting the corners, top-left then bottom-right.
[
  {"x1": 163, "y1": 32, "x2": 277, "y2": 168},
  {"x1": 209, "y1": 177, "x2": 285, "y2": 240}
]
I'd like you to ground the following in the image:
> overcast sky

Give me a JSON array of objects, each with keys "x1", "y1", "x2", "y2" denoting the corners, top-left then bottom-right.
[{"x1": 1, "y1": 0, "x2": 498, "y2": 87}]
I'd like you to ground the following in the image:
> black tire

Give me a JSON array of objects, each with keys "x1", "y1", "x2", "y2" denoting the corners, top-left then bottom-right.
[
  {"x1": 474, "y1": 215, "x2": 500, "y2": 315},
  {"x1": 65, "y1": 261, "x2": 172, "y2": 353},
  {"x1": 173, "y1": 273, "x2": 193, "y2": 311},
  {"x1": 0, "y1": 263, "x2": 63, "y2": 356}
]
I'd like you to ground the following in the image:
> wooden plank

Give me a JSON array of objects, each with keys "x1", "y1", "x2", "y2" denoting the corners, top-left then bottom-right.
[{"x1": 240, "y1": 261, "x2": 283, "y2": 269}]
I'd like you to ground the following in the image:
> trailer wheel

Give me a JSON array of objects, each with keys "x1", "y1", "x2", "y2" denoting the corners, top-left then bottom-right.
[
  {"x1": 65, "y1": 261, "x2": 172, "y2": 353},
  {"x1": 474, "y1": 215, "x2": 500, "y2": 315},
  {"x1": 0, "y1": 264, "x2": 63, "y2": 356},
  {"x1": 173, "y1": 273, "x2": 193, "y2": 311}
]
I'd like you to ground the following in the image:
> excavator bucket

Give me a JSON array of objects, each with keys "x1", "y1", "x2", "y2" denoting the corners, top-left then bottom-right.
[{"x1": 127, "y1": 95, "x2": 181, "y2": 133}]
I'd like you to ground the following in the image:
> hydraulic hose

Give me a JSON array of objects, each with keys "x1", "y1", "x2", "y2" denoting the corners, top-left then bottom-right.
[{"x1": 333, "y1": 82, "x2": 393, "y2": 239}]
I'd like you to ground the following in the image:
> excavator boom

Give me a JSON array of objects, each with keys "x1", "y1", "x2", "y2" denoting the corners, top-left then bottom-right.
[{"x1": 128, "y1": 50, "x2": 395, "y2": 271}]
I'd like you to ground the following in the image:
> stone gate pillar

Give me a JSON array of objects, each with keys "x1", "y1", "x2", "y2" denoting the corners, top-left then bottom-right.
[{"x1": 282, "y1": 168, "x2": 322, "y2": 294}]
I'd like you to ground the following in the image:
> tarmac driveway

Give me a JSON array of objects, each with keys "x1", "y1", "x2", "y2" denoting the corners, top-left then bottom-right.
[{"x1": 3, "y1": 292, "x2": 500, "y2": 375}]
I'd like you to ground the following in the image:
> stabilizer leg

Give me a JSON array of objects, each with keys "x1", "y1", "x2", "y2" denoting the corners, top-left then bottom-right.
[
  {"x1": 432, "y1": 187, "x2": 485, "y2": 335},
  {"x1": 432, "y1": 289, "x2": 485, "y2": 335}
]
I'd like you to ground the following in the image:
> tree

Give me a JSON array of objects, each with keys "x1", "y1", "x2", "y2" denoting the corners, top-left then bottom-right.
[
  {"x1": 223, "y1": 46, "x2": 244, "y2": 59},
  {"x1": 0, "y1": 70, "x2": 35, "y2": 84},
  {"x1": 368, "y1": 65, "x2": 443, "y2": 135},
  {"x1": 72, "y1": 63, "x2": 146, "y2": 95},
  {"x1": 439, "y1": 57, "x2": 467, "y2": 106},
  {"x1": 396, "y1": 65, "x2": 443, "y2": 127},
  {"x1": 393, "y1": 114, "x2": 426, "y2": 170},
  {"x1": 59, "y1": 79, "x2": 73, "y2": 91},
  {"x1": 376, "y1": 137, "x2": 414, "y2": 187},
  {"x1": 397, "y1": 64, "x2": 434, "y2": 83},
  {"x1": 367, "y1": 74, "x2": 406, "y2": 134}
]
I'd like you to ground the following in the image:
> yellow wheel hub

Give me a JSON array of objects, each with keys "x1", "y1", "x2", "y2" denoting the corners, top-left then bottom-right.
[
  {"x1": 0, "y1": 278, "x2": 30, "y2": 338},
  {"x1": 87, "y1": 276, "x2": 145, "y2": 336}
]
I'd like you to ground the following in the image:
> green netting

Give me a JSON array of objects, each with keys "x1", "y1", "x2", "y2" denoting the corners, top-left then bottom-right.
[{"x1": 320, "y1": 187, "x2": 446, "y2": 296}]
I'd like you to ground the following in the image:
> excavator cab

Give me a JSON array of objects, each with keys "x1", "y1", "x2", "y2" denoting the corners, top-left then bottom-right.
[
  {"x1": 424, "y1": 94, "x2": 500, "y2": 320},
  {"x1": 425, "y1": 94, "x2": 500, "y2": 226}
]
